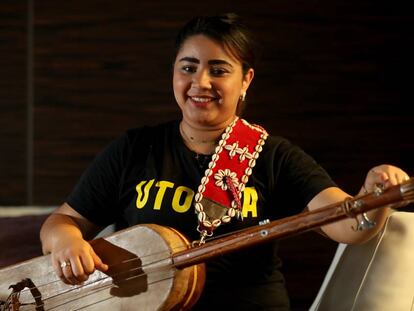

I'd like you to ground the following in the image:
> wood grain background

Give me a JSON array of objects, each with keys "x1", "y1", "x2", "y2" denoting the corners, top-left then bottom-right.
[{"x1": 0, "y1": 1, "x2": 413, "y2": 309}]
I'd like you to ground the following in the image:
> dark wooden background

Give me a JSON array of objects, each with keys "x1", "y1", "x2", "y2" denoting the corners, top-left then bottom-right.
[{"x1": 0, "y1": 1, "x2": 413, "y2": 310}]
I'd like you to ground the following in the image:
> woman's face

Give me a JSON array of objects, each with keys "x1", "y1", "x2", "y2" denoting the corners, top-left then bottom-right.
[{"x1": 173, "y1": 35, "x2": 254, "y2": 130}]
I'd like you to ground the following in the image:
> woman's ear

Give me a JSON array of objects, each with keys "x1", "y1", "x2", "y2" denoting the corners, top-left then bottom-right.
[{"x1": 242, "y1": 68, "x2": 255, "y2": 93}]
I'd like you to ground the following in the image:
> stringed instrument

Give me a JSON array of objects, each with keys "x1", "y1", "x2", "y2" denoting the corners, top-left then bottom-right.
[{"x1": 1, "y1": 179, "x2": 413, "y2": 311}]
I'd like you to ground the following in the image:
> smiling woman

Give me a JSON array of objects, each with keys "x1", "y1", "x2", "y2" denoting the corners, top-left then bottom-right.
[{"x1": 37, "y1": 13, "x2": 409, "y2": 311}]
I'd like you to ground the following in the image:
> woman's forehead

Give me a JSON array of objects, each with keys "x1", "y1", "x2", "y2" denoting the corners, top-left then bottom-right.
[{"x1": 176, "y1": 35, "x2": 240, "y2": 65}]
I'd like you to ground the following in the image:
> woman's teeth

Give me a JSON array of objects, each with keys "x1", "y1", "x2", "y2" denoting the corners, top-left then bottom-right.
[{"x1": 192, "y1": 97, "x2": 213, "y2": 102}]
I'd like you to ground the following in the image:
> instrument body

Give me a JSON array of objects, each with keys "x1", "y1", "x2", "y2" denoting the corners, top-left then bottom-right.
[{"x1": 0, "y1": 224, "x2": 205, "y2": 311}]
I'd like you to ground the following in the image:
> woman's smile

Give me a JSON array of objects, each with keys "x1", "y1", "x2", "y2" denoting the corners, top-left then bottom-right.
[{"x1": 189, "y1": 95, "x2": 219, "y2": 108}]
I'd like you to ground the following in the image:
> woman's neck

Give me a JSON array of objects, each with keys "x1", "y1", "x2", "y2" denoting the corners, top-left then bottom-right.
[{"x1": 179, "y1": 121, "x2": 224, "y2": 155}]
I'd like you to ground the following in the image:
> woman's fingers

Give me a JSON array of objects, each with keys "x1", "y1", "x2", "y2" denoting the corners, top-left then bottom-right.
[
  {"x1": 368, "y1": 165, "x2": 410, "y2": 190},
  {"x1": 90, "y1": 248, "x2": 109, "y2": 272},
  {"x1": 53, "y1": 258, "x2": 68, "y2": 284},
  {"x1": 53, "y1": 242, "x2": 107, "y2": 285},
  {"x1": 57, "y1": 258, "x2": 79, "y2": 284},
  {"x1": 362, "y1": 165, "x2": 410, "y2": 195}
]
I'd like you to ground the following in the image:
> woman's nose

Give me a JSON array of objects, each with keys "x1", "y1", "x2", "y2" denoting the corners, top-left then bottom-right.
[{"x1": 192, "y1": 70, "x2": 211, "y2": 89}]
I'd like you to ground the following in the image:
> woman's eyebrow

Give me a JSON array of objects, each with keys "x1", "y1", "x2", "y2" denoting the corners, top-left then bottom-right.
[
  {"x1": 178, "y1": 57, "x2": 199, "y2": 63},
  {"x1": 208, "y1": 59, "x2": 233, "y2": 67},
  {"x1": 178, "y1": 57, "x2": 233, "y2": 67}
]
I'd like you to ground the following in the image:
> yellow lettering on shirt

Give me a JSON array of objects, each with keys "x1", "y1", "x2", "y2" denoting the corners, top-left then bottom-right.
[
  {"x1": 154, "y1": 181, "x2": 174, "y2": 210},
  {"x1": 242, "y1": 187, "x2": 258, "y2": 218},
  {"x1": 135, "y1": 179, "x2": 155, "y2": 209},
  {"x1": 172, "y1": 186, "x2": 194, "y2": 213},
  {"x1": 134, "y1": 179, "x2": 259, "y2": 216}
]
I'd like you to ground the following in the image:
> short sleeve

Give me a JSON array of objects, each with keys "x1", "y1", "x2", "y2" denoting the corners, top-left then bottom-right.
[
  {"x1": 67, "y1": 134, "x2": 128, "y2": 226},
  {"x1": 265, "y1": 137, "x2": 337, "y2": 218}
]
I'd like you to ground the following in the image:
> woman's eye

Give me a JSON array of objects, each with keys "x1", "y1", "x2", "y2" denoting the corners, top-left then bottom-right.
[
  {"x1": 182, "y1": 66, "x2": 196, "y2": 73},
  {"x1": 210, "y1": 68, "x2": 227, "y2": 76}
]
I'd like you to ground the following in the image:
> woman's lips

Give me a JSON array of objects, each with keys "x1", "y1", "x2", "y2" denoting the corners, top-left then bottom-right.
[{"x1": 189, "y1": 96, "x2": 217, "y2": 107}]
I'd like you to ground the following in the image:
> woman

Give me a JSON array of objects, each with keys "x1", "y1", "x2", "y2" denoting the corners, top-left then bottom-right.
[{"x1": 40, "y1": 14, "x2": 409, "y2": 310}]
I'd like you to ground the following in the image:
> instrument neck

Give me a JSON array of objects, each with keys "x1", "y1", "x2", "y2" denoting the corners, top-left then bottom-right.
[{"x1": 173, "y1": 181, "x2": 412, "y2": 269}]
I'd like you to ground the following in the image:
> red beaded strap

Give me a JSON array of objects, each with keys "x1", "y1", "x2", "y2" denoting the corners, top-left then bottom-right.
[{"x1": 193, "y1": 117, "x2": 268, "y2": 242}]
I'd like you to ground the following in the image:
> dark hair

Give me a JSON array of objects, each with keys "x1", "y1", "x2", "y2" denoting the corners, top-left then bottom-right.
[{"x1": 174, "y1": 13, "x2": 258, "y2": 75}]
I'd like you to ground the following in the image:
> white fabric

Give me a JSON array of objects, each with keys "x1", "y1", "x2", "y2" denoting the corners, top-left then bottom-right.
[{"x1": 310, "y1": 211, "x2": 414, "y2": 311}]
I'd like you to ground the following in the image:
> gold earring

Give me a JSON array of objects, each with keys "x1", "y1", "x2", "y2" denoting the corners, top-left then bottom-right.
[{"x1": 240, "y1": 92, "x2": 246, "y2": 102}]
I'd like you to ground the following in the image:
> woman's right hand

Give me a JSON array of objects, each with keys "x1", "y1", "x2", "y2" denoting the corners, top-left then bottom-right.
[
  {"x1": 51, "y1": 235, "x2": 108, "y2": 285},
  {"x1": 40, "y1": 203, "x2": 109, "y2": 285}
]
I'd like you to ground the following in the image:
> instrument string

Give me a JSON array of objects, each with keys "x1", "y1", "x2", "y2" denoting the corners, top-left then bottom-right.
[
  {"x1": 15, "y1": 244, "x2": 187, "y2": 298},
  {"x1": 70, "y1": 271, "x2": 179, "y2": 311},
  {"x1": 72, "y1": 296, "x2": 114, "y2": 311},
  {"x1": 33, "y1": 263, "x2": 180, "y2": 311}
]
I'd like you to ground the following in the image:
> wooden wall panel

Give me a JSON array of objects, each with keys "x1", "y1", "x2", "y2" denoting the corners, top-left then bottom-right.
[{"x1": 0, "y1": 1, "x2": 27, "y2": 205}]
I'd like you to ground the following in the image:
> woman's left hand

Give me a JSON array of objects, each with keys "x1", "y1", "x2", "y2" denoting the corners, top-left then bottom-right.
[{"x1": 360, "y1": 164, "x2": 410, "y2": 195}]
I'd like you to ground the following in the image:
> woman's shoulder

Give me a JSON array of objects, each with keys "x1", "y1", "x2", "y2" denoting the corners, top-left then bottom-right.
[
  {"x1": 261, "y1": 134, "x2": 318, "y2": 169},
  {"x1": 264, "y1": 134, "x2": 299, "y2": 154},
  {"x1": 266, "y1": 134, "x2": 291, "y2": 145}
]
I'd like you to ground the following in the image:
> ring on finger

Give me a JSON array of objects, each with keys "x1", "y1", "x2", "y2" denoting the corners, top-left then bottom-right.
[{"x1": 60, "y1": 261, "x2": 71, "y2": 269}]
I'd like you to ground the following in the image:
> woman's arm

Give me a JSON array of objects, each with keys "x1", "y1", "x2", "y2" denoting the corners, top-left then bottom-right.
[{"x1": 307, "y1": 164, "x2": 410, "y2": 244}]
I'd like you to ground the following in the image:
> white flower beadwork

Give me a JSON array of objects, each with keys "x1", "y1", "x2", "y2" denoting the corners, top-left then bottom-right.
[
  {"x1": 214, "y1": 169, "x2": 239, "y2": 190},
  {"x1": 226, "y1": 142, "x2": 239, "y2": 158},
  {"x1": 224, "y1": 142, "x2": 253, "y2": 162}
]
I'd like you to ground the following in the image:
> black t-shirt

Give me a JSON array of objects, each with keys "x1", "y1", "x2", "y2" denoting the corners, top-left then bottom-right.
[{"x1": 67, "y1": 120, "x2": 336, "y2": 310}]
